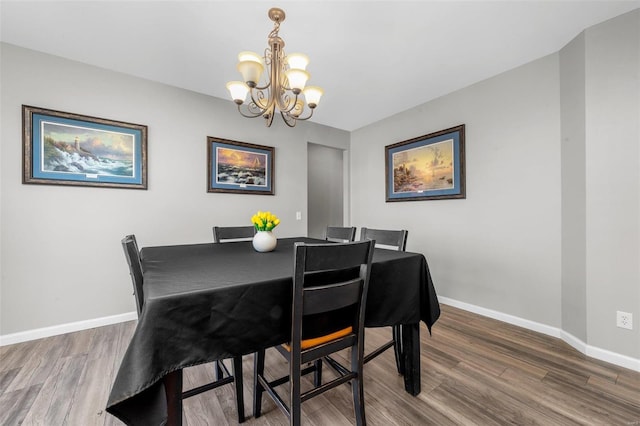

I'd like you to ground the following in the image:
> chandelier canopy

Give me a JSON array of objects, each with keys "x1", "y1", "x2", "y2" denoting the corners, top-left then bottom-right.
[{"x1": 226, "y1": 8, "x2": 324, "y2": 127}]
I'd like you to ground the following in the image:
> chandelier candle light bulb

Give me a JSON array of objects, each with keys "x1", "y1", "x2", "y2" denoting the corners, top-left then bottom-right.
[
  {"x1": 226, "y1": 81, "x2": 250, "y2": 104},
  {"x1": 284, "y1": 69, "x2": 310, "y2": 93},
  {"x1": 286, "y1": 53, "x2": 309, "y2": 70},
  {"x1": 237, "y1": 60, "x2": 264, "y2": 87},
  {"x1": 226, "y1": 8, "x2": 324, "y2": 127},
  {"x1": 238, "y1": 51, "x2": 264, "y2": 64},
  {"x1": 302, "y1": 86, "x2": 323, "y2": 108}
]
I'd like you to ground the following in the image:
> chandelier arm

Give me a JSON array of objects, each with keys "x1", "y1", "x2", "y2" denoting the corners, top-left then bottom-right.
[
  {"x1": 274, "y1": 90, "x2": 289, "y2": 112},
  {"x1": 279, "y1": 80, "x2": 294, "y2": 92},
  {"x1": 253, "y1": 47, "x2": 272, "y2": 91},
  {"x1": 247, "y1": 88, "x2": 274, "y2": 113},
  {"x1": 280, "y1": 111, "x2": 297, "y2": 127},
  {"x1": 264, "y1": 105, "x2": 275, "y2": 127},
  {"x1": 288, "y1": 108, "x2": 315, "y2": 122},
  {"x1": 236, "y1": 105, "x2": 265, "y2": 119},
  {"x1": 279, "y1": 92, "x2": 300, "y2": 114},
  {"x1": 254, "y1": 82, "x2": 271, "y2": 91},
  {"x1": 271, "y1": 64, "x2": 288, "y2": 111}
]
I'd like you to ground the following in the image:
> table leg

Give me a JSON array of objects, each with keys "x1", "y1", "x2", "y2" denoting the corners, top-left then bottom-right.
[
  {"x1": 392, "y1": 324, "x2": 405, "y2": 375},
  {"x1": 401, "y1": 322, "x2": 421, "y2": 396},
  {"x1": 164, "y1": 370, "x2": 183, "y2": 426}
]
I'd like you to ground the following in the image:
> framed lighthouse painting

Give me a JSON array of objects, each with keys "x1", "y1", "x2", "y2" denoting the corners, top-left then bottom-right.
[
  {"x1": 22, "y1": 105, "x2": 147, "y2": 189},
  {"x1": 207, "y1": 136, "x2": 274, "y2": 195}
]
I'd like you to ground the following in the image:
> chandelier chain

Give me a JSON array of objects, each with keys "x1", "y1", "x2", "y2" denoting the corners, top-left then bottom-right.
[{"x1": 269, "y1": 19, "x2": 281, "y2": 40}]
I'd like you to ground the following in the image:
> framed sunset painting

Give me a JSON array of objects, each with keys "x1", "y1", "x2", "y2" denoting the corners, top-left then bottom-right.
[
  {"x1": 22, "y1": 105, "x2": 147, "y2": 189},
  {"x1": 207, "y1": 137, "x2": 274, "y2": 195},
  {"x1": 385, "y1": 125, "x2": 465, "y2": 201}
]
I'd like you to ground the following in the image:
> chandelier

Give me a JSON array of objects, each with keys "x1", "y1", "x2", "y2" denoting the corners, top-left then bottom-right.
[{"x1": 226, "y1": 8, "x2": 324, "y2": 127}]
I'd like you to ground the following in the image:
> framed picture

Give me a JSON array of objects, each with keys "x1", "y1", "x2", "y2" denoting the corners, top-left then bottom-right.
[
  {"x1": 207, "y1": 136, "x2": 274, "y2": 195},
  {"x1": 23, "y1": 105, "x2": 147, "y2": 189},
  {"x1": 385, "y1": 124, "x2": 465, "y2": 201}
]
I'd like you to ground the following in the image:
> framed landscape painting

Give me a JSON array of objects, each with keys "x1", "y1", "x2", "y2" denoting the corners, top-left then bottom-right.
[
  {"x1": 23, "y1": 105, "x2": 147, "y2": 189},
  {"x1": 207, "y1": 136, "x2": 274, "y2": 195},
  {"x1": 385, "y1": 125, "x2": 465, "y2": 201}
]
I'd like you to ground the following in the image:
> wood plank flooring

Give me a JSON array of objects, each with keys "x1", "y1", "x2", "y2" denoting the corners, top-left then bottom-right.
[{"x1": 1, "y1": 304, "x2": 638, "y2": 425}]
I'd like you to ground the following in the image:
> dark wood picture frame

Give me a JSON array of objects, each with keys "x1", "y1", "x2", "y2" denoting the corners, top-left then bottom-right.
[
  {"x1": 22, "y1": 105, "x2": 147, "y2": 189},
  {"x1": 207, "y1": 136, "x2": 274, "y2": 195},
  {"x1": 385, "y1": 125, "x2": 465, "y2": 201}
]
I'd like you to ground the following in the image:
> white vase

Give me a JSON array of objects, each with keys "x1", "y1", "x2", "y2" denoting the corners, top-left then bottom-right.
[{"x1": 252, "y1": 231, "x2": 277, "y2": 252}]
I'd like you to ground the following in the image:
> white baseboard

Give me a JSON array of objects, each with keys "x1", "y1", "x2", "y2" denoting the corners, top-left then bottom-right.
[
  {"x1": 3, "y1": 300, "x2": 639, "y2": 372},
  {"x1": 0, "y1": 311, "x2": 138, "y2": 346},
  {"x1": 585, "y1": 345, "x2": 640, "y2": 372},
  {"x1": 438, "y1": 296, "x2": 640, "y2": 372},
  {"x1": 559, "y1": 329, "x2": 587, "y2": 353}
]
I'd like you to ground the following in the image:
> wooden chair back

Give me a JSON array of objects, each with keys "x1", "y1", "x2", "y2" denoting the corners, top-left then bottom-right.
[
  {"x1": 121, "y1": 235, "x2": 143, "y2": 315},
  {"x1": 325, "y1": 226, "x2": 357, "y2": 243},
  {"x1": 360, "y1": 227, "x2": 408, "y2": 251},
  {"x1": 291, "y1": 240, "x2": 374, "y2": 357},
  {"x1": 213, "y1": 226, "x2": 256, "y2": 243}
]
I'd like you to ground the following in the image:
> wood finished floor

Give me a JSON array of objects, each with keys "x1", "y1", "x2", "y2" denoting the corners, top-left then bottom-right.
[{"x1": 1, "y1": 304, "x2": 638, "y2": 425}]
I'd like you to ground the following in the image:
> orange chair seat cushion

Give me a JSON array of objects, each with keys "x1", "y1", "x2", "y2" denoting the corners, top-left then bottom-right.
[{"x1": 283, "y1": 326, "x2": 353, "y2": 351}]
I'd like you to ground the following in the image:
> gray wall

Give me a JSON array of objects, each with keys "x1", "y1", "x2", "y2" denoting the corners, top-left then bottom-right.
[
  {"x1": 560, "y1": 33, "x2": 588, "y2": 342},
  {"x1": 307, "y1": 143, "x2": 345, "y2": 239},
  {"x1": 351, "y1": 10, "x2": 639, "y2": 359},
  {"x1": 584, "y1": 11, "x2": 639, "y2": 357},
  {"x1": 0, "y1": 43, "x2": 349, "y2": 334},
  {"x1": 351, "y1": 54, "x2": 563, "y2": 326}
]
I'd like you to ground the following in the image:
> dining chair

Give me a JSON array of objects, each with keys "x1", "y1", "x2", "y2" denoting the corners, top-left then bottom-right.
[
  {"x1": 325, "y1": 226, "x2": 357, "y2": 242},
  {"x1": 359, "y1": 227, "x2": 408, "y2": 375},
  {"x1": 213, "y1": 225, "x2": 256, "y2": 243},
  {"x1": 121, "y1": 235, "x2": 246, "y2": 423},
  {"x1": 253, "y1": 240, "x2": 375, "y2": 426},
  {"x1": 121, "y1": 234, "x2": 144, "y2": 315}
]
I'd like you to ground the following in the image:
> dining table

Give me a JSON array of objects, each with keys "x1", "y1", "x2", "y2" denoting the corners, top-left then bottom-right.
[{"x1": 106, "y1": 237, "x2": 440, "y2": 426}]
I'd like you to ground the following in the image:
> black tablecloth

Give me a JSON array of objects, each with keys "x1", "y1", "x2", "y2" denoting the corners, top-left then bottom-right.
[{"x1": 106, "y1": 237, "x2": 439, "y2": 425}]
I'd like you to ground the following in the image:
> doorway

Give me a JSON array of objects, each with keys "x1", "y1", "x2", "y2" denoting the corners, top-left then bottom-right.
[{"x1": 307, "y1": 143, "x2": 347, "y2": 239}]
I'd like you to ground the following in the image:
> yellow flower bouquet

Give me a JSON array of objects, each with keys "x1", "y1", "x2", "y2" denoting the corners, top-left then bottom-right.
[{"x1": 251, "y1": 211, "x2": 281, "y2": 232}]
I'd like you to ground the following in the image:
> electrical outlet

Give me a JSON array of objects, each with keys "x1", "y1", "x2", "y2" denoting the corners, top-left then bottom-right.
[
  {"x1": 295, "y1": 211, "x2": 302, "y2": 220},
  {"x1": 616, "y1": 311, "x2": 633, "y2": 330}
]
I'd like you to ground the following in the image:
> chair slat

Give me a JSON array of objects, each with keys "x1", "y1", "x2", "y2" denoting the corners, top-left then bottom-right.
[
  {"x1": 325, "y1": 226, "x2": 357, "y2": 242},
  {"x1": 213, "y1": 226, "x2": 256, "y2": 243},
  {"x1": 360, "y1": 227, "x2": 407, "y2": 251},
  {"x1": 303, "y1": 278, "x2": 362, "y2": 315},
  {"x1": 299, "y1": 242, "x2": 372, "y2": 272}
]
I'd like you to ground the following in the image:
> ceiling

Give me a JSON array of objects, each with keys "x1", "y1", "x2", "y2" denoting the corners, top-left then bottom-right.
[{"x1": 1, "y1": 1, "x2": 639, "y2": 131}]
